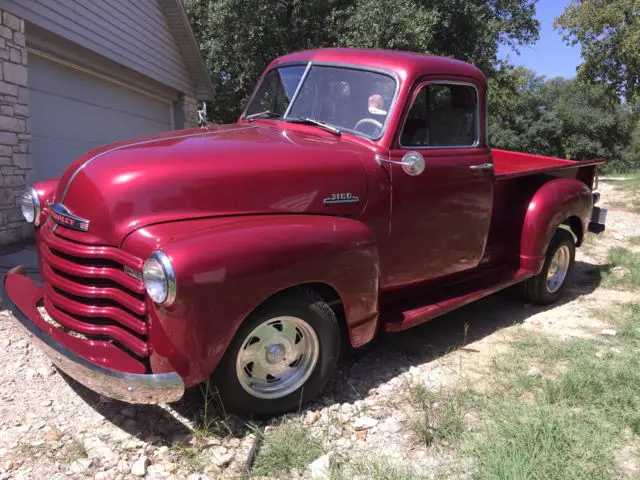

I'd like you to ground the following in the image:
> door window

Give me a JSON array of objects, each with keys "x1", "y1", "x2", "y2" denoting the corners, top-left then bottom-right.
[{"x1": 400, "y1": 83, "x2": 478, "y2": 148}]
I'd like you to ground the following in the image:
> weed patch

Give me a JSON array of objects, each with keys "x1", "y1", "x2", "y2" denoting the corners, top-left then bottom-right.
[
  {"x1": 408, "y1": 384, "x2": 470, "y2": 447},
  {"x1": 330, "y1": 455, "x2": 431, "y2": 480},
  {"x1": 251, "y1": 421, "x2": 324, "y2": 477},
  {"x1": 472, "y1": 403, "x2": 613, "y2": 479},
  {"x1": 603, "y1": 247, "x2": 640, "y2": 289},
  {"x1": 191, "y1": 382, "x2": 234, "y2": 441},
  {"x1": 175, "y1": 444, "x2": 208, "y2": 473},
  {"x1": 468, "y1": 303, "x2": 640, "y2": 479}
]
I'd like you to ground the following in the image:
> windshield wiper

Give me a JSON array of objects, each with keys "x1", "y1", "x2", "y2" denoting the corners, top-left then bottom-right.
[
  {"x1": 286, "y1": 117, "x2": 341, "y2": 136},
  {"x1": 245, "y1": 110, "x2": 281, "y2": 122}
]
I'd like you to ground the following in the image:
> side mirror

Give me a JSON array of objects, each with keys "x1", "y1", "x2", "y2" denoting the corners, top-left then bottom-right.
[
  {"x1": 400, "y1": 152, "x2": 425, "y2": 176},
  {"x1": 377, "y1": 151, "x2": 425, "y2": 176}
]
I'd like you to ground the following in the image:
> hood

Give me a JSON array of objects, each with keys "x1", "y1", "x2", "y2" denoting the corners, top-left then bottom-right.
[{"x1": 51, "y1": 124, "x2": 373, "y2": 246}]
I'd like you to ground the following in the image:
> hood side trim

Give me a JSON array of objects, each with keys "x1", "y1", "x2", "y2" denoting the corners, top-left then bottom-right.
[{"x1": 59, "y1": 126, "x2": 259, "y2": 203}]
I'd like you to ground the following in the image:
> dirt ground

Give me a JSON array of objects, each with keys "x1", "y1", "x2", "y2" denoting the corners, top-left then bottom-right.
[{"x1": 0, "y1": 180, "x2": 638, "y2": 480}]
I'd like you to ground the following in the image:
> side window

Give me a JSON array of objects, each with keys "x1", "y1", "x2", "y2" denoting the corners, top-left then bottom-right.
[
  {"x1": 244, "y1": 66, "x2": 306, "y2": 117},
  {"x1": 400, "y1": 83, "x2": 478, "y2": 147}
]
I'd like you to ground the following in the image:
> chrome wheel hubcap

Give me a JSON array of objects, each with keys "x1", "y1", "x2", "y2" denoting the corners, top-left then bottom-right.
[
  {"x1": 546, "y1": 245, "x2": 571, "y2": 293},
  {"x1": 236, "y1": 316, "x2": 320, "y2": 399}
]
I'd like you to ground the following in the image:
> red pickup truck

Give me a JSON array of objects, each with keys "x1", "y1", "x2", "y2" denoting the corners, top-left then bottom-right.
[{"x1": 4, "y1": 48, "x2": 606, "y2": 416}]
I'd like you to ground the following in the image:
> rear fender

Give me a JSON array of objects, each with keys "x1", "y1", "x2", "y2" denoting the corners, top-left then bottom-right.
[
  {"x1": 520, "y1": 178, "x2": 592, "y2": 274},
  {"x1": 124, "y1": 215, "x2": 379, "y2": 387}
]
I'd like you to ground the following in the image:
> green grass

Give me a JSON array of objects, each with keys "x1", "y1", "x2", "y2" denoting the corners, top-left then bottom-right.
[
  {"x1": 467, "y1": 303, "x2": 640, "y2": 480},
  {"x1": 175, "y1": 444, "x2": 208, "y2": 473},
  {"x1": 240, "y1": 298, "x2": 640, "y2": 479},
  {"x1": 60, "y1": 439, "x2": 88, "y2": 464},
  {"x1": 250, "y1": 421, "x2": 325, "y2": 477},
  {"x1": 472, "y1": 404, "x2": 613, "y2": 479},
  {"x1": 16, "y1": 437, "x2": 88, "y2": 466},
  {"x1": 330, "y1": 456, "x2": 431, "y2": 480},
  {"x1": 191, "y1": 381, "x2": 234, "y2": 441},
  {"x1": 629, "y1": 236, "x2": 640, "y2": 246},
  {"x1": 603, "y1": 247, "x2": 640, "y2": 289},
  {"x1": 603, "y1": 172, "x2": 640, "y2": 188},
  {"x1": 408, "y1": 384, "x2": 468, "y2": 447},
  {"x1": 607, "y1": 199, "x2": 629, "y2": 209}
]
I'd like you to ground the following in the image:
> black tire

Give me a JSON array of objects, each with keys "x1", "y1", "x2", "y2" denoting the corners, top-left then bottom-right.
[
  {"x1": 522, "y1": 229, "x2": 575, "y2": 306},
  {"x1": 212, "y1": 288, "x2": 340, "y2": 417}
]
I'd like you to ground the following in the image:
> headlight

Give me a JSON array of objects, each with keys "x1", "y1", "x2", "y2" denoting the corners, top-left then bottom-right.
[
  {"x1": 20, "y1": 187, "x2": 41, "y2": 225},
  {"x1": 142, "y1": 251, "x2": 176, "y2": 305}
]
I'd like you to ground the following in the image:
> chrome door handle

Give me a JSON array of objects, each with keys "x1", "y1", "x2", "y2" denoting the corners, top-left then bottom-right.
[{"x1": 469, "y1": 163, "x2": 494, "y2": 171}]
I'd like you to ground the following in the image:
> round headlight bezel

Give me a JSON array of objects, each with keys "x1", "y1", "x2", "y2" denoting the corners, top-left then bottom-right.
[
  {"x1": 142, "y1": 251, "x2": 176, "y2": 306},
  {"x1": 20, "y1": 186, "x2": 41, "y2": 226}
]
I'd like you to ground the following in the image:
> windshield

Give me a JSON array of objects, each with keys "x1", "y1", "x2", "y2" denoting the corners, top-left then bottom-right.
[{"x1": 244, "y1": 64, "x2": 397, "y2": 139}]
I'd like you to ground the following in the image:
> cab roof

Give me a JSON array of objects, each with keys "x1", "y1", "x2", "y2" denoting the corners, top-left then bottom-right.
[{"x1": 270, "y1": 48, "x2": 486, "y2": 86}]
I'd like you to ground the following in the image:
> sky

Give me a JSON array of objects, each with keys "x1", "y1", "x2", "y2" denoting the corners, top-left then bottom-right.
[{"x1": 498, "y1": 0, "x2": 582, "y2": 79}]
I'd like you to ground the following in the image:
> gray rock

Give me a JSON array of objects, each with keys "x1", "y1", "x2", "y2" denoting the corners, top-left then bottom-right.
[
  {"x1": 339, "y1": 413, "x2": 352, "y2": 423},
  {"x1": 69, "y1": 458, "x2": 93, "y2": 474},
  {"x1": 526, "y1": 366, "x2": 541, "y2": 378},
  {"x1": 304, "y1": 410, "x2": 321, "y2": 425},
  {"x1": 340, "y1": 403, "x2": 354, "y2": 414},
  {"x1": 352, "y1": 417, "x2": 378, "y2": 431},
  {"x1": 116, "y1": 459, "x2": 130, "y2": 474},
  {"x1": 211, "y1": 446, "x2": 233, "y2": 468},
  {"x1": 309, "y1": 453, "x2": 332, "y2": 479},
  {"x1": 84, "y1": 437, "x2": 119, "y2": 467},
  {"x1": 130, "y1": 455, "x2": 149, "y2": 477},
  {"x1": 226, "y1": 438, "x2": 241, "y2": 448},
  {"x1": 379, "y1": 419, "x2": 404, "y2": 434},
  {"x1": 146, "y1": 463, "x2": 167, "y2": 477}
]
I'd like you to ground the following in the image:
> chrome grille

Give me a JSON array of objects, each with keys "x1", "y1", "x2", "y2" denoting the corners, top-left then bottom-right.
[{"x1": 39, "y1": 223, "x2": 149, "y2": 358}]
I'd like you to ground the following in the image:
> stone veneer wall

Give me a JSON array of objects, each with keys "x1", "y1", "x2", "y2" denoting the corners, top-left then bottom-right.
[
  {"x1": 182, "y1": 94, "x2": 200, "y2": 128},
  {"x1": 0, "y1": 10, "x2": 30, "y2": 245}
]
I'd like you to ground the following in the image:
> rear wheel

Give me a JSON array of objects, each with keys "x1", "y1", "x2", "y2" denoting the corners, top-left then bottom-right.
[
  {"x1": 522, "y1": 229, "x2": 575, "y2": 305},
  {"x1": 213, "y1": 288, "x2": 340, "y2": 417}
]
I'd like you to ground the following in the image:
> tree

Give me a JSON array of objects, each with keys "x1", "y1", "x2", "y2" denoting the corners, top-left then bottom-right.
[
  {"x1": 185, "y1": 0, "x2": 539, "y2": 124},
  {"x1": 184, "y1": 0, "x2": 347, "y2": 123},
  {"x1": 555, "y1": 0, "x2": 640, "y2": 103},
  {"x1": 340, "y1": 0, "x2": 539, "y2": 73},
  {"x1": 489, "y1": 70, "x2": 637, "y2": 172}
]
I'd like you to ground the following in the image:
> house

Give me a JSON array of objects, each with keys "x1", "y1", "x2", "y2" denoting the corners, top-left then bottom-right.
[{"x1": 0, "y1": 0, "x2": 214, "y2": 244}]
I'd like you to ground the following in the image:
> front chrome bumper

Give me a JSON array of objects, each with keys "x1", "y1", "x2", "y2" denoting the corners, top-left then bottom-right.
[{"x1": 3, "y1": 268, "x2": 184, "y2": 404}]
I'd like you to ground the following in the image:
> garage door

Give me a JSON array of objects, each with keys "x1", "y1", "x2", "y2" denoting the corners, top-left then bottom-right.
[{"x1": 29, "y1": 54, "x2": 174, "y2": 182}]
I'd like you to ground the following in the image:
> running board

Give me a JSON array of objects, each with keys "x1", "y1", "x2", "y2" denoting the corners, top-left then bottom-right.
[{"x1": 382, "y1": 268, "x2": 533, "y2": 332}]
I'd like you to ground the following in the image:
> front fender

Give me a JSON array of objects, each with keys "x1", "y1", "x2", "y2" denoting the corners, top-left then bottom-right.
[
  {"x1": 520, "y1": 178, "x2": 592, "y2": 274},
  {"x1": 124, "y1": 215, "x2": 379, "y2": 387}
]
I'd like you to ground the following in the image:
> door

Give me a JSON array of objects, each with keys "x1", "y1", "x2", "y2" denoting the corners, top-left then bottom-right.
[
  {"x1": 381, "y1": 80, "x2": 494, "y2": 289},
  {"x1": 29, "y1": 54, "x2": 174, "y2": 182}
]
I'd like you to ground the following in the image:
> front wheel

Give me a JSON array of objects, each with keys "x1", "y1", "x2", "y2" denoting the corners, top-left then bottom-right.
[
  {"x1": 522, "y1": 229, "x2": 575, "y2": 305},
  {"x1": 213, "y1": 288, "x2": 340, "y2": 417}
]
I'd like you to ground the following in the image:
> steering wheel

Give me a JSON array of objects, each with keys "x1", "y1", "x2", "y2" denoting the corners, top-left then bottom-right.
[{"x1": 353, "y1": 118, "x2": 383, "y2": 134}]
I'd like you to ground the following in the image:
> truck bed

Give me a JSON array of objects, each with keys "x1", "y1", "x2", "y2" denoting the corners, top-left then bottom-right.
[{"x1": 492, "y1": 149, "x2": 607, "y2": 179}]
